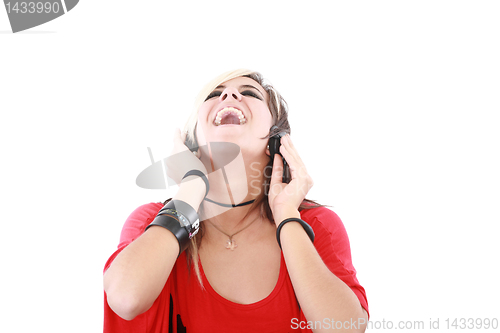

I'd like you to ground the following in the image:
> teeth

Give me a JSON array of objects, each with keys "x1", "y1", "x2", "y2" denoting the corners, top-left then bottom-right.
[{"x1": 214, "y1": 107, "x2": 246, "y2": 126}]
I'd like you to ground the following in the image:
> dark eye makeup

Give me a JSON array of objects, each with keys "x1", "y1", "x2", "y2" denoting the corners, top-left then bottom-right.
[
  {"x1": 205, "y1": 91, "x2": 222, "y2": 101},
  {"x1": 204, "y1": 89, "x2": 263, "y2": 101},
  {"x1": 241, "y1": 90, "x2": 263, "y2": 100}
]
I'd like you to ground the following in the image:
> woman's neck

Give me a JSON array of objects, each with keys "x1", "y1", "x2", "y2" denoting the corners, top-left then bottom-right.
[{"x1": 199, "y1": 149, "x2": 269, "y2": 223}]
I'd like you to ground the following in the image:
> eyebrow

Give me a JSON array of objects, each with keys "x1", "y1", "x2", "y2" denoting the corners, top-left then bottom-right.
[{"x1": 215, "y1": 84, "x2": 265, "y2": 98}]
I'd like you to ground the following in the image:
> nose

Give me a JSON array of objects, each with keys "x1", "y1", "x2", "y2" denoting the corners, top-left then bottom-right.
[{"x1": 219, "y1": 87, "x2": 242, "y2": 102}]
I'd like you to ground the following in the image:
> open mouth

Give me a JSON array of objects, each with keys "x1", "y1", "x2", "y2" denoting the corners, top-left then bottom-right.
[{"x1": 214, "y1": 107, "x2": 247, "y2": 126}]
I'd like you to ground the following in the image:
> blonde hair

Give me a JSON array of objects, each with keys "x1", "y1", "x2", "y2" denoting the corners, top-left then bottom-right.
[{"x1": 171, "y1": 69, "x2": 321, "y2": 287}]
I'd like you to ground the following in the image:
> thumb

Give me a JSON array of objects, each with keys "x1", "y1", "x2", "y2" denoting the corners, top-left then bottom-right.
[{"x1": 173, "y1": 127, "x2": 182, "y2": 142}]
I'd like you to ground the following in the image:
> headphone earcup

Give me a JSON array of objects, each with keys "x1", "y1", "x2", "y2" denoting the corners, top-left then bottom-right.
[{"x1": 268, "y1": 125, "x2": 287, "y2": 160}]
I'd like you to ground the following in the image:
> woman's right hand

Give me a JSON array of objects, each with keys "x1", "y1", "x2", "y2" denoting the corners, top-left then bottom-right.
[{"x1": 165, "y1": 128, "x2": 208, "y2": 187}]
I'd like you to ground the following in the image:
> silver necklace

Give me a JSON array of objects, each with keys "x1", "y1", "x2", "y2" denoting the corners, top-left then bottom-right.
[{"x1": 208, "y1": 217, "x2": 259, "y2": 250}]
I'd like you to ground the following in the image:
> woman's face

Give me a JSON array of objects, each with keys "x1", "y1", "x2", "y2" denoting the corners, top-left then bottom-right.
[{"x1": 196, "y1": 76, "x2": 273, "y2": 157}]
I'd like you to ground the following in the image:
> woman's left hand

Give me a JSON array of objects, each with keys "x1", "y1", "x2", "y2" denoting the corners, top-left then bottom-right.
[{"x1": 268, "y1": 134, "x2": 314, "y2": 225}]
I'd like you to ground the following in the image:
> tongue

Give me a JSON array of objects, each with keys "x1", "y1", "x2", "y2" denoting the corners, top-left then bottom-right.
[{"x1": 220, "y1": 114, "x2": 241, "y2": 125}]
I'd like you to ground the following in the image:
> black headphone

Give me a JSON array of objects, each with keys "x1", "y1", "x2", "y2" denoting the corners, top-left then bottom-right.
[
  {"x1": 185, "y1": 125, "x2": 291, "y2": 183},
  {"x1": 268, "y1": 126, "x2": 291, "y2": 183}
]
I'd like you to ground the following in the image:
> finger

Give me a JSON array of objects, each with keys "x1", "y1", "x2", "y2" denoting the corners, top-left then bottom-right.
[
  {"x1": 281, "y1": 134, "x2": 302, "y2": 163},
  {"x1": 268, "y1": 155, "x2": 285, "y2": 199},
  {"x1": 279, "y1": 143, "x2": 298, "y2": 169},
  {"x1": 173, "y1": 127, "x2": 182, "y2": 144},
  {"x1": 282, "y1": 135, "x2": 307, "y2": 170},
  {"x1": 279, "y1": 145, "x2": 296, "y2": 179},
  {"x1": 172, "y1": 128, "x2": 190, "y2": 154},
  {"x1": 270, "y1": 153, "x2": 283, "y2": 187},
  {"x1": 282, "y1": 134, "x2": 293, "y2": 148},
  {"x1": 280, "y1": 143, "x2": 308, "y2": 181},
  {"x1": 180, "y1": 129, "x2": 187, "y2": 143}
]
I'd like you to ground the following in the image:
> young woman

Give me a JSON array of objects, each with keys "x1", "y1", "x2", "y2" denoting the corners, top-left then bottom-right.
[{"x1": 103, "y1": 69, "x2": 369, "y2": 332}]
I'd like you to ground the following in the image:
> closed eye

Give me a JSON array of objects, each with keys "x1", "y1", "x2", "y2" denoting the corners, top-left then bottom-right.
[
  {"x1": 242, "y1": 90, "x2": 263, "y2": 100},
  {"x1": 204, "y1": 91, "x2": 222, "y2": 101},
  {"x1": 204, "y1": 87, "x2": 264, "y2": 101}
]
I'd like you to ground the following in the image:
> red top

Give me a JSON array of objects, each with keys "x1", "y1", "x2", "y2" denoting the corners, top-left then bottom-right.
[{"x1": 103, "y1": 203, "x2": 369, "y2": 333}]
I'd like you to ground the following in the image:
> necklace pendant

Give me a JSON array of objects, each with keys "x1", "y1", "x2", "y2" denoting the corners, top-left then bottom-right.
[{"x1": 225, "y1": 239, "x2": 237, "y2": 250}]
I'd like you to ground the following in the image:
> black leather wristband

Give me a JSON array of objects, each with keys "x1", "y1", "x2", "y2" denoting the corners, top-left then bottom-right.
[
  {"x1": 158, "y1": 200, "x2": 199, "y2": 227},
  {"x1": 146, "y1": 200, "x2": 200, "y2": 257},
  {"x1": 145, "y1": 214, "x2": 190, "y2": 256},
  {"x1": 182, "y1": 170, "x2": 209, "y2": 198},
  {"x1": 276, "y1": 218, "x2": 315, "y2": 249}
]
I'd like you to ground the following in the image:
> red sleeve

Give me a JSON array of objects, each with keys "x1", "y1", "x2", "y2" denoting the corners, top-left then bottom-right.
[
  {"x1": 300, "y1": 206, "x2": 369, "y2": 318},
  {"x1": 103, "y1": 202, "x2": 170, "y2": 333},
  {"x1": 103, "y1": 202, "x2": 164, "y2": 272}
]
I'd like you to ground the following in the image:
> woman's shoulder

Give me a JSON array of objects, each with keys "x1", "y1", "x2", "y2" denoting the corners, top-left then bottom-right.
[
  {"x1": 118, "y1": 202, "x2": 164, "y2": 248},
  {"x1": 299, "y1": 205, "x2": 352, "y2": 251},
  {"x1": 299, "y1": 205, "x2": 359, "y2": 276},
  {"x1": 300, "y1": 205, "x2": 343, "y2": 231},
  {"x1": 127, "y1": 202, "x2": 164, "y2": 220}
]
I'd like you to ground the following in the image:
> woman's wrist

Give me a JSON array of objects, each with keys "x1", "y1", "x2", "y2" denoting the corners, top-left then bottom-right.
[
  {"x1": 273, "y1": 206, "x2": 300, "y2": 227},
  {"x1": 173, "y1": 176, "x2": 206, "y2": 211},
  {"x1": 276, "y1": 217, "x2": 315, "y2": 249}
]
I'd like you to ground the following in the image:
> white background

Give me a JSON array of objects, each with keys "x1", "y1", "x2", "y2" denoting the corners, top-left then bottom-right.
[{"x1": 1, "y1": 1, "x2": 499, "y2": 332}]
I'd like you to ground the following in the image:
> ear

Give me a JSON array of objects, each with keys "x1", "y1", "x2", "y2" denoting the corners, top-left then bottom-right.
[{"x1": 265, "y1": 144, "x2": 271, "y2": 156}]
